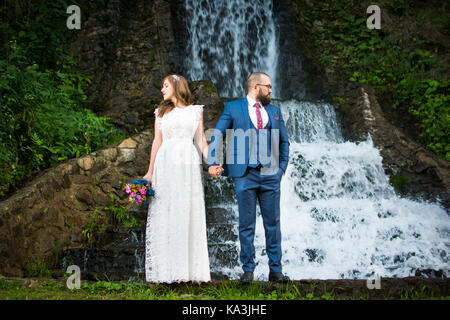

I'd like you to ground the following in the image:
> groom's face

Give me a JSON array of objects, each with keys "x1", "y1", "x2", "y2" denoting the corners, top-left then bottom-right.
[{"x1": 256, "y1": 76, "x2": 272, "y2": 106}]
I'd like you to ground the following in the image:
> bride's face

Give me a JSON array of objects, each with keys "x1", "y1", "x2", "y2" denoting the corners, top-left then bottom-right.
[{"x1": 161, "y1": 80, "x2": 175, "y2": 101}]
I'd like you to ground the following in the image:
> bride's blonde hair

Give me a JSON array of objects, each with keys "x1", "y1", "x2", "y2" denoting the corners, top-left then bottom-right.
[{"x1": 157, "y1": 74, "x2": 192, "y2": 118}]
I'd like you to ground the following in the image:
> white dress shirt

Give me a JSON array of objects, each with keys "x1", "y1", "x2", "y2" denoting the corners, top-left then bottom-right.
[{"x1": 247, "y1": 95, "x2": 269, "y2": 129}]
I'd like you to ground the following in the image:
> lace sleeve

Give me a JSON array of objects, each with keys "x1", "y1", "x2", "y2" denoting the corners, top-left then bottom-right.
[
  {"x1": 154, "y1": 108, "x2": 162, "y2": 131},
  {"x1": 193, "y1": 105, "x2": 204, "y2": 123}
]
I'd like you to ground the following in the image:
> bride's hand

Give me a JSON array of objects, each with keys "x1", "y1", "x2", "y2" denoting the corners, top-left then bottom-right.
[{"x1": 142, "y1": 172, "x2": 152, "y2": 184}]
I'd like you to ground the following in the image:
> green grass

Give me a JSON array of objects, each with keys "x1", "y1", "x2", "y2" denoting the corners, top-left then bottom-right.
[{"x1": 0, "y1": 278, "x2": 448, "y2": 300}]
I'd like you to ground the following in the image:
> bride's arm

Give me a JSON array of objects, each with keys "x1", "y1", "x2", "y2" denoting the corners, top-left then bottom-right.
[
  {"x1": 145, "y1": 116, "x2": 163, "y2": 178},
  {"x1": 194, "y1": 109, "x2": 209, "y2": 162}
]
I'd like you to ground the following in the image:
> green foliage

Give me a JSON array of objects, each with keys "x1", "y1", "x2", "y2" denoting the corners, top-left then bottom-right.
[
  {"x1": 390, "y1": 173, "x2": 411, "y2": 192},
  {"x1": 0, "y1": 278, "x2": 22, "y2": 290},
  {"x1": 23, "y1": 258, "x2": 52, "y2": 278},
  {"x1": 0, "y1": 1, "x2": 126, "y2": 198},
  {"x1": 81, "y1": 194, "x2": 141, "y2": 244},
  {"x1": 81, "y1": 209, "x2": 106, "y2": 244},
  {"x1": 41, "y1": 281, "x2": 64, "y2": 290},
  {"x1": 308, "y1": 0, "x2": 449, "y2": 161},
  {"x1": 86, "y1": 280, "x2": 125, "y2": 292},
  {"x1": 0, "y1": 0, "x2": 73, "y2": 70},
  {"x1": 400, "y1": 285, "x2": 438, "y2": 299},
  {"x1": 1, "y1": 278, "x2": 448, "y2": 300},
  {"x1": 398, "y1": 79, "x2": 449, "y2": 160},
  {"x1": 104, "y1": 193, "x2": 141, "y2": 228}
]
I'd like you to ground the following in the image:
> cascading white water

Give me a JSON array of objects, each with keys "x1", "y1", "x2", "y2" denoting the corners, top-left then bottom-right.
[
  {"x1": 182, "y1": 2, "x2": 450, "y2": 280},
  {"x1": 184, "y1": 0, "x2": 279, "y2": 98},
  {"x1": 214, "y1": 101, "x2": 449, "y2": 280},
  {"x1": 262, "y1": 101, "x2": 449, "y2": 280}
]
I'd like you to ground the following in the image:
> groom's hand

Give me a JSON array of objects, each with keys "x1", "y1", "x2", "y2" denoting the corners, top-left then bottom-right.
[{"x1": 208, "y1": 165, "x2": 223, "y2": 179}]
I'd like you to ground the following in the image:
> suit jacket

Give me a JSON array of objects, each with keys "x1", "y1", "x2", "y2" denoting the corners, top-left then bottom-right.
[{"x1": 206, "y1": 97, "x2": 290, "y2": 178}]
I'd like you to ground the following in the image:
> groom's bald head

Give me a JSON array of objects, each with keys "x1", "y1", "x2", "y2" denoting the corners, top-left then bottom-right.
[{"x1": 246, "y1": 72, "x2": 270, "y2": 92}]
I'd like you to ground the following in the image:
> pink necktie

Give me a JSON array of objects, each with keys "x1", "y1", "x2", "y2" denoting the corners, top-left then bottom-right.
[{"x1": 254, "y1": 103, "x2": 263, "y2": 130}]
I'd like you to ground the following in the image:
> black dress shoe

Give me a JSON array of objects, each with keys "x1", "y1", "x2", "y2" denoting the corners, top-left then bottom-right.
[
  {"x1": 240, "y1": 271, "x2": 254, "y2": 282},
  {"x1": 268, "y1": 272, "x2": 290, "y2": 282}
]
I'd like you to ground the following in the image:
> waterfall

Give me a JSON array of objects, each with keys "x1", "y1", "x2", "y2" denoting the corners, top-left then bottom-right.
[
  {"x1": 209, "y1": 101, "x2": 449, "y2": 280},
  {"x1": 266, "y1": 101, "x2": 449, "y2": 280},
  {"x1": 184, "y1": 0, "x2": 279, "y2": 98},
  {"x1": 182, "y1": 1, "x2": 450, "y2": 280}
]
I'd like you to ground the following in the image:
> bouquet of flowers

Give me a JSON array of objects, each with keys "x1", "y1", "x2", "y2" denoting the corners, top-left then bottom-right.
[{"x1": 124, "y1": 179, "x2": 155, "y2": 206}]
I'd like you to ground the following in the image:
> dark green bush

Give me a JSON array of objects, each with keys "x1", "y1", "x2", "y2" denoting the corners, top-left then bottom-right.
[
  {"x1": 308, "y1": 0, "x2": 449, "y2": 161},
  {"x1": 0, "y1": 1, "x2": 126, "y2": 198}
]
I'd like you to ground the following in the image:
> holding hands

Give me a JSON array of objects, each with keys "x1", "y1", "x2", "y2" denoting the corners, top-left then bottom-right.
[{"x1": 208, "y1": 164, "x2": 224, "y2": 179}]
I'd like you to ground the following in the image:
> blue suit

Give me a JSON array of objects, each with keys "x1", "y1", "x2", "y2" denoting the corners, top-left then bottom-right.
[{"x1": 207, "y1": 98, "x2": 290, "y2": 273}]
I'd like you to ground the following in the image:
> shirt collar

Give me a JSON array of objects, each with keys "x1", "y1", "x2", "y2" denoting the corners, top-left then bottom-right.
[{"x1": 246, "y1": 95, "x2": 260, "y2": 108}]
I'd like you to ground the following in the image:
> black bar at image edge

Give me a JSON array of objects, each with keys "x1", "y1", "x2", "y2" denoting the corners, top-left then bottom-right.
[{"x1": 0, "y1": 300, "x2": 447, "y2": 317}]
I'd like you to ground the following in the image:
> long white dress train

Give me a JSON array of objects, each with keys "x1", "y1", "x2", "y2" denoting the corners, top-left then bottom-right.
[{"x1": 145, "y1": 104, "x2": 211, "y2": 283}]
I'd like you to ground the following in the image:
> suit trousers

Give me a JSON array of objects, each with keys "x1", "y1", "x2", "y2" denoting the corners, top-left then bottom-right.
[{"x1": 232, "y1": 165, "x2": 283, "y2": 273}]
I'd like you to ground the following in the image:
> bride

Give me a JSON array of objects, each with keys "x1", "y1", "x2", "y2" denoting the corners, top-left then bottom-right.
[{"x1": 142, "y1": 74, "x2": 222, "y2": 283}]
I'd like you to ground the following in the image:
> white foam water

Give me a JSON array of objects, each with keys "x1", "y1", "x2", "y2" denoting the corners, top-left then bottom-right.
[
  {"x1": 211, "y1": 101, "x2": 449, "y2": 280},
  {"x1": 184, "y1": 0, "x2": 279, "y2": 98}
]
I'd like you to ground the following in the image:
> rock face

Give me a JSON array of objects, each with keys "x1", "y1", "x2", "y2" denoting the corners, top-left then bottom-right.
[
  {"x1": 0, "y1": 81, "x2": 224, "y2": 277},
  {"x1": 273, "y1": 0, "x2": 307, "y2": 99},
  {"x1": 66, "y1": 0, "x2": 181, "y2": 136},
  {"x1": 288, "y1": 0, "x2": 339, "y2": 101},
  {"x1": 336, "y1": 83, "x2": 450, "y2": 208},
  {"x1": 189, "y1": 81, "x2": 224, "y2": 130}
]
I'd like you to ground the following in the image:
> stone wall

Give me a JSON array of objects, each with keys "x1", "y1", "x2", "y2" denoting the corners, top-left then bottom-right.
[{"x1": 0, "y1": 132, "x2": 147, "y2": 276}]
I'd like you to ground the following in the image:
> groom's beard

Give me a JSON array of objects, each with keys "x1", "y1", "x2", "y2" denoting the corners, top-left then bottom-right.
[{"x1": 257, "y1": 89, "x2": 271, "y2": 106}]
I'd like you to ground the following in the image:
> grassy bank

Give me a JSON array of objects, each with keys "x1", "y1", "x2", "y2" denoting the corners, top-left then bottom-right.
[{"x1": 0, "y1": 277, "x2": 449, "y2": 300}]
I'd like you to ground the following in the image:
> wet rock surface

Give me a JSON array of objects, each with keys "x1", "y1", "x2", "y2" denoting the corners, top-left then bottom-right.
[{"x1": 61, "y1": 206, "x2": 239, "y2": 281}]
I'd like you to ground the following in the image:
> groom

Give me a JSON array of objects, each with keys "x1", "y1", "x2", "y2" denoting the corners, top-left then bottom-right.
[{"x1": 207, "y1": 72, "x2": 290, "y2": 282}]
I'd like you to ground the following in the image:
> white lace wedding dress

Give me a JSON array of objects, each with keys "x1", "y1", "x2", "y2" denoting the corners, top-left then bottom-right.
[{"x1": 145, "y1": 104, "x2": 211, "y2": 283}]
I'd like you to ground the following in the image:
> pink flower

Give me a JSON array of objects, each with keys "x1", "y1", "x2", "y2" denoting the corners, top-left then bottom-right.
[
  {"x1": 125, "y1": 185, "x2": 131, "y2": 193},
  {"x1": 130, "y1": 192, "x2": 136, "y2": 197},
  {"x1": 139, "y1": 188, "x2": 146, "y2": 195}
]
